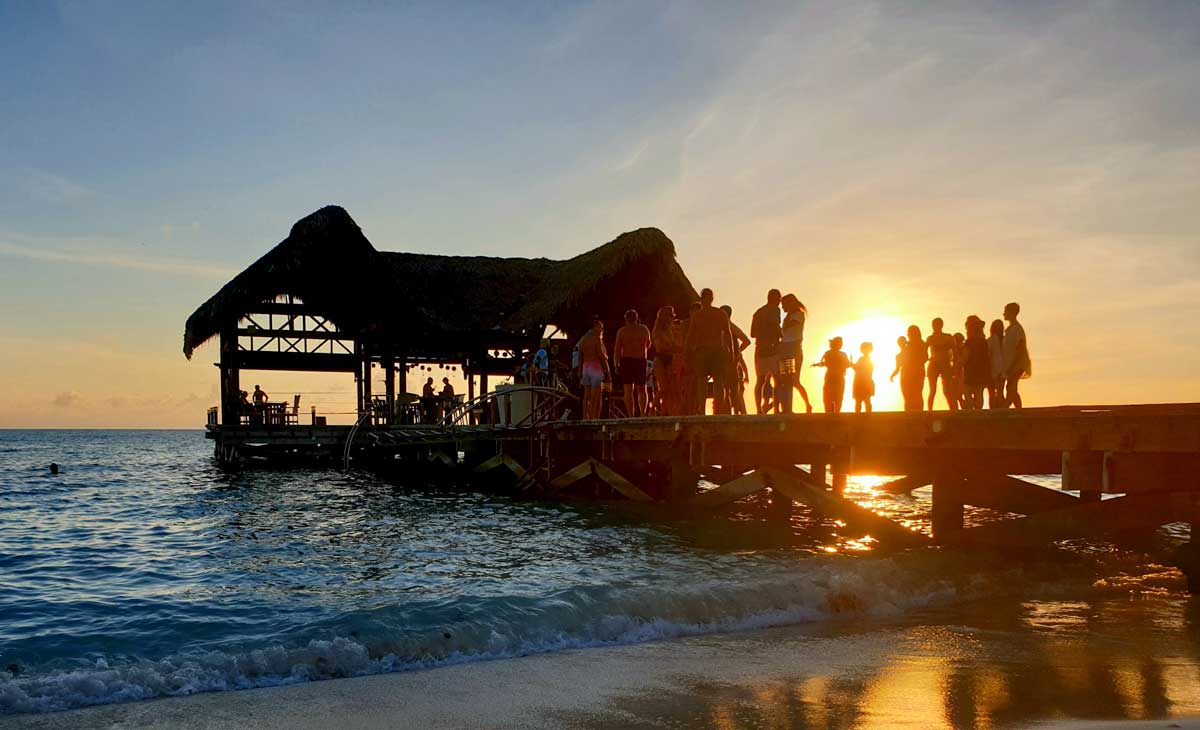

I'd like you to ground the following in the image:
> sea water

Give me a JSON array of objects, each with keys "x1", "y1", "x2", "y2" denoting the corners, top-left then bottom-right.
[{"x1": 0, "y1": 430, "x2": 1190, "y2": 715}]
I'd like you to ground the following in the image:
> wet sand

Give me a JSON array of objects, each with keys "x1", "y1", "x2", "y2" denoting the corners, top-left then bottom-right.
[{"x1": 7, "y1": 594, "x2": 1200, "y2": 730}]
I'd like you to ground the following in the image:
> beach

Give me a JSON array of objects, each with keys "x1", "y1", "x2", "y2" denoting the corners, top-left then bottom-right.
[{"x1": 7, "y1": 591, "x2": 1200, "y2": 730}]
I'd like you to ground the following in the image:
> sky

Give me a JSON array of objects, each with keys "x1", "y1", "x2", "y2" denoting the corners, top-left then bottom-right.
[{"x1": 1, "y1": 0, "x2": 1199, "y2": 427}]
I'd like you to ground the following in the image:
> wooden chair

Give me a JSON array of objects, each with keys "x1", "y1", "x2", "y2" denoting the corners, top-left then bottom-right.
[{"x1": 285, "y1": 394, "x2": 301, "y2": 425}]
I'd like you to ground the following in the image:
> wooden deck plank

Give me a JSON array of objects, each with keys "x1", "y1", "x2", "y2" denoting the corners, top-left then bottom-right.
[{"x1": 689, "y1": 471, "x2": 769, "y2": 508}]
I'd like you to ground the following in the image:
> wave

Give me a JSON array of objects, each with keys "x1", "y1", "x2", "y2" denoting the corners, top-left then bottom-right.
[{"x1": 0, "y1": 552, "x2": 1004, "y2": 715}]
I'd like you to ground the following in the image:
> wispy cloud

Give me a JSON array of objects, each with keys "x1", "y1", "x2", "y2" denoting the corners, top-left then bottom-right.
[{"x1": 0, "y1": 236, "x2": 235, "y2": 278}]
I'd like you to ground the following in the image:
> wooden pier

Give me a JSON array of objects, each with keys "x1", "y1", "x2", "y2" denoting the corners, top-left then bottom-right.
[
  {"x1": 186, "y1": 207, "x2": 1200, "y2": 591},
  {"x1": 206, "y1": 403, "x2": 1200, "y2": 589}
]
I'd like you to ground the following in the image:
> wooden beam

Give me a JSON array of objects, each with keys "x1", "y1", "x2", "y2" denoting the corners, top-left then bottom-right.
[
  {"x1": 765, "y1": 467, "x2": 930, "y2": 547},
  {"x1": 590, "y1": 460, "x2": 653, "y2": 502},
  {"x1": 472, "y1": 453, "x2": 526, "y2": 479},
  {"x1": 547, "y1": 459, "x2": 595, "y2": 491},
  {"x1": 233, "y1": 351, "x2": 359, "y2": 373},
  {"x1": 947, "y1": 492, "x2": 1200, "y2": 549},
  {"x1": 959, "y1": 474, "x2": 1079, "y2": 514},
  {"x1": 876, "y1": 474, "x2": 932, "y2": 494},
  {"x1": 689, "y1": 470, "x2": 769, "y2": 508},
  {"x1": 546, "y1": 458, "x2": 652, "y2": 501}
]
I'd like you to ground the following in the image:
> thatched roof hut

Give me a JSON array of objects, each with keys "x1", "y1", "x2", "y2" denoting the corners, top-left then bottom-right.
[{"x1": 183, "y1": 206, "x2": 697, "y2": 363}]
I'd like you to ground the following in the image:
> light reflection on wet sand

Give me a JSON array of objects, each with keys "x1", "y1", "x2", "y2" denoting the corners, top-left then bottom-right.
[{"x1": 570, "y1": 596, "x2": 1200, "y2": 730}]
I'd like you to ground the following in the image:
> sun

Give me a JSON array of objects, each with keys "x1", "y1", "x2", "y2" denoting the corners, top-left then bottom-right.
[{"x1": 812, "y1": 315, "x2": 909, "y2": 411}]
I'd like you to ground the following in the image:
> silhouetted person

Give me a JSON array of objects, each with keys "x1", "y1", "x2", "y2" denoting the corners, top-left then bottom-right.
[
  {"x1": 440, "y1": 377, "x2": 454, "y2": 398},
  {"x1": 814, "y1": 337, "x2": 852, "y2": 413},
  {"x1": 578, "y1": 318, "x2": 611, "y2": 419},
  {"x1": 684, "y1": 288, "x2": 734, "y2": 415},
  {"x1": 962, "y1": 316, "x2": 989, "y2": 410},
  {"x1": 651, "y1": 305, "x2": 683, "y2": 416},
  {"x1": 987, "y1": 319, "x2": 1005, "y2": 409},
  {"x1": 951, "y1": 332, "x2": 967, "y2": 410},
  {"x1": 893, "y1": 325, "x2": 927, "y2": 411},
  {"x1": 777, "y1": 293, "x2": 813, "y2": 414},
  {"x1": 926, "y1": 319, "x2": 956, "y2": 411},
  {"x1": 423, "y1": 377, "x2": 435, "y2": 398},
  {"x1": 252, "y1": 385, "x2": 268, "y2": 405},
  {"x1": 750, "y1": 289, "x2": 782, "y2": 414},
  {"x1": 614, "y1": 309, "x2": 652, "y2": 417},
  {"x1": 1002, "y1": 302, "x2": 1030, "y2": 408},
  {"x1": 853, "y1": 342, "x2": 875, "y2": 413},
  {"x1": 49, "y1": 463, "x2": 59, "y2": 475},
  {"x1": 720, "y1": 305, "x2": 750, "y2": 415}
]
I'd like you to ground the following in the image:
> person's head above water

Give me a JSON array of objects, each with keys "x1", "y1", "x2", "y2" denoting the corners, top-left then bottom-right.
[
  {"x1": 931, "y1": 318, "x2": 944, "y2": 333},
  {"x1": 861, "y1": 342, "x2": 874, "y2": 355},
  {"x1": 624, "y1": 309, "x2": 638, "y2": 325},
  {"x1": 1004, "y1": 302, "x2": 1020, "y2": 321},
  {"x1": 700, "y1": 288, "x2": 714, "y2": 306},
  {"x1": 767, "y1": 289, "x2": 781, "y2": 306},
  {"x1": 49, "y1": 463, "x2": 59, "y2": 475}
]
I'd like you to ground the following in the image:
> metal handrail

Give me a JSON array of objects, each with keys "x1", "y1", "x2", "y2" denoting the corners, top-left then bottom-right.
[
  {"x1": 342, "y1": 410, "x2": 372, "y2": 469},
  {"x1": 441, "y1": 385, "x2": 574, "y2": 429}
]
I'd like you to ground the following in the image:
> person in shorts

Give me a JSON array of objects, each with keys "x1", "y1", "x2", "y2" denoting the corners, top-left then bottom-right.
[
  {"x1": 750, "y1": 289, "x2": 782, "y2": 413},
  {"x1": 684, "y1": 288, "x2": 734, "y2": 415},
  {"x1": 613, "y1": 309, "x2": 652, "y2": 417},
  {"x1": 576, "y1": 318, "x2": 610, "y2": 419},
  {"x1": 925, "y1": 318, "x2": 956, "y2": 411}
]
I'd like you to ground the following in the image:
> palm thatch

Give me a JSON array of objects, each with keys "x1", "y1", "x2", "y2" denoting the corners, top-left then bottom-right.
[{"x1": 183, "y1": 205, "x2": 697, "y2": 360}]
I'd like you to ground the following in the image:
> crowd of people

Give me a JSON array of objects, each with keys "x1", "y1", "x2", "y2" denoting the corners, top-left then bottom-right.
[{"x1": 523, "y1": 289, "x2": 1031, "y2": 418}]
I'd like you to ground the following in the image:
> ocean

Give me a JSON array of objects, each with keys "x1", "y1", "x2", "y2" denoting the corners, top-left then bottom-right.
[{"x1": 0, "y1": 429, "x2": 1195, "y2": 718}]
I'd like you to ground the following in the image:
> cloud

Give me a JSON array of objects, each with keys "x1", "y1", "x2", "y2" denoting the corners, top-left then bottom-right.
[
  {"x1": 17, "y1": 168, "x2": 95, "y2": 205},
  {"x1": 52, "y1": 391, "x2": 84, "y2": 408},
  {"x1": 0, "y1": 235, "x2": 235, "y2": 278}
]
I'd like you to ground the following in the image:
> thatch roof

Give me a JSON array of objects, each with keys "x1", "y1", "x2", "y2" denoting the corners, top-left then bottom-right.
[{"x1": 183, "y1": 206, "x2": 697, "y2": 360}]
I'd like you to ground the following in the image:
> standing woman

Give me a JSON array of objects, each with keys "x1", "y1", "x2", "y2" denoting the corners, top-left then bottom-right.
[
  {"x1": 987, "y1": 319, "x2": 1005, "y2": 409},
  {"x1": 777, "y1": 294, "x2": 814, "y2": 414},
  {"x1": 652, "y1": 306, "x2": 681, "y2": 416},
  {"x1": 962, "y1": 316, "x2": 990, "y2": 410},
  {"x1": 900, "y1": 325, "x2": 927, "y2": 411}
]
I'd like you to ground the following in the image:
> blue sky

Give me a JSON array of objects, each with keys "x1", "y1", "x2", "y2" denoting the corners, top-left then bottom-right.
[{"x1": 2, "y1": 1, "x2": 1199, "y2": 425}]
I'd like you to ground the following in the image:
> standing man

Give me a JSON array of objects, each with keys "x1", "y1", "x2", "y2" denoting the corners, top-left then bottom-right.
[
  {"x1": 750, "y1": 289, "x2": 782, "y2": 414},
  {"x1": 613, "y1": 309, "x2": 652, "y2": 417},
  {"x1": 684, "y1": 288, "x2": 734, "y2": 415},
  {"x1": 577, "y1": 318, "x2": 611, "y2": 419},
  {"x1": 925, "y1": 318, "x2": 957, "y2": 411},
  {"x1": 720, "y1": 305, "x2": 751, "y2": 415},
  {"x1": 1001, "y1": 302, "x2": 1030, "y2": 409}
]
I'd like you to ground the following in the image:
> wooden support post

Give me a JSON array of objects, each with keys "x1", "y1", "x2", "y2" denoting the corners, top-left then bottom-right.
[
  {"x1": 218, "y1": 325, "x2": 241, "y2": 426},
  {"x1": 831, "y1": 448, "x2": 851, "y2": 496},
  {"x1": 809, "y1": 462, "x2": 828, "y2": 488},
  {"x1": 385, "y1": 357, "x2": 396, "y2": 426},
  {"x1": 1063, "y1": 450, "x2": 1103, "y2": 503},
  {"x1": 354, "y1": 342, "x2": 364, "y2": 420},
  {"x1": 931, "y1": 470, "x2": 965, "y2": 543},
  {"x1": 362, "y1": 347, "x2": 373, "y2": 424}
]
